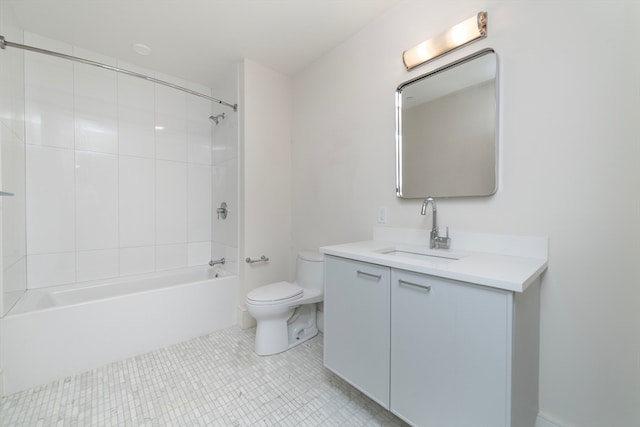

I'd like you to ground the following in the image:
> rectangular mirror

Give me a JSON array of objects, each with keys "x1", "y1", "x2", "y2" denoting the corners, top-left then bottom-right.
[{"x1": 396, "y1": 48, "x2": 498, "y2": 198}]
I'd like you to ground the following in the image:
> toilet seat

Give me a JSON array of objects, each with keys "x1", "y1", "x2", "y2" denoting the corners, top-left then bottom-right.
[{"x1": 247, "y1": 281, "x2": 303, "y2": 306}]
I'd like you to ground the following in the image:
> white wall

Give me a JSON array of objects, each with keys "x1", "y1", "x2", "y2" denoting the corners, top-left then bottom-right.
[
  {"x1": 23, "y1": 33, "x2": 217, "y2": 288},
  {"x1": 240, "y1": 59, "x2": 293, "y2": 307},
  {"x1": 292, "y1": 1, "x2": 640, "y2": 426}
]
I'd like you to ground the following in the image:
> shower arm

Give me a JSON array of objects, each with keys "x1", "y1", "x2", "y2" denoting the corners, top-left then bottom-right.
[{"x1": 0, "y1": 35, "x2": 238, "y2": 112}]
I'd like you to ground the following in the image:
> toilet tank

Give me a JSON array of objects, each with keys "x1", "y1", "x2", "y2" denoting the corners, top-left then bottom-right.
[{"x1": 296, "y1": 251, "x2": 324, "y2": 291}]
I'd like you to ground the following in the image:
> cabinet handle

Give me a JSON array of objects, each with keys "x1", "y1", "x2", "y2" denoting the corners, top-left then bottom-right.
[
  {"x1": 399, "y1": 279, "x2": 431, "y2": 292},
  {"x1": 356, "y1": 270, "x2": 382, "y2": 280}
]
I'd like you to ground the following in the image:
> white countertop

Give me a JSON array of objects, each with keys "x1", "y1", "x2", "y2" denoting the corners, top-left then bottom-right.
[{"x1": 320, "y1": 239, "x2": 548, "y2": 293}]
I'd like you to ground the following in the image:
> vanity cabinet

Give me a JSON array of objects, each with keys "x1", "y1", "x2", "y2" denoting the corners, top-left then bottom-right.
[
  {"x1": 323, "y1": 254, "x2": 541, "y2": 427},
  {"x1": 323, "y1": 256, "x2": 391, "y2": 408},
  {"x1": 390, "y1": 269, "x2": 510, "y2": 427}
]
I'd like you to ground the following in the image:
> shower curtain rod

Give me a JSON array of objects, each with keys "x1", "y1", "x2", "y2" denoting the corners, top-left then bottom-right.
[{"x1": 0, "y1": 35, "x2": 238, "y2": 112}]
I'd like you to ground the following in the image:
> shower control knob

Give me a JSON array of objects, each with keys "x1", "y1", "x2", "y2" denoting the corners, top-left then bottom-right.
[{"x1": 217, "y1": 202, "x2": 228, "y2": 220}]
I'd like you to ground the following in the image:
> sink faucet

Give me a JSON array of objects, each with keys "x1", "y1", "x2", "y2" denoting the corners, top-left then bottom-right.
[{"x1": 421, "y1": 197, "x2": 450, "y2": 249}]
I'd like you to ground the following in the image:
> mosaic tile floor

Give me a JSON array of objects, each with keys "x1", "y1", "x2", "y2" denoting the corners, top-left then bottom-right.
[{"x1": 0, "y1": 326, "x2": 408, "y2": 426}]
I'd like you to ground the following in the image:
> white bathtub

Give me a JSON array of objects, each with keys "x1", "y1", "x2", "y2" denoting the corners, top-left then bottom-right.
[{"x1": 1, "y1": 266, "x2": 238, "y2": 394}]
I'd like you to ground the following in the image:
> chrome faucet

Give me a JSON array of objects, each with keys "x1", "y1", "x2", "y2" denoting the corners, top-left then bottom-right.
[{"x1": 421, "y1": 197, "x2": 450, "y2": 249}]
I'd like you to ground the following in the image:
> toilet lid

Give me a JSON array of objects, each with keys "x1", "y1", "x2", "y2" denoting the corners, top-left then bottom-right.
[
  {"x1": 298, "y1": 251, "x2": 323, "y2": 262},
  {"x1": 247, "y1": 282, "x2": 304, "y2": 304}
]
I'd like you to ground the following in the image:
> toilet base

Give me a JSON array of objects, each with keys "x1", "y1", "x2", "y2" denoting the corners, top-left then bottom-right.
[
  {"x1": 287, "y1": 304, "x2": 318, "y2": 349},
  {"x1": 254, "y1": 304, "x2": 318, "y2": 356}
]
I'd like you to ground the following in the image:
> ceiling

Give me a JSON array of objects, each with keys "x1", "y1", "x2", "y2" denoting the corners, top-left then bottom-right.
[{"x1": 6, "y1": 0, "x2": 402, "y2": 88}]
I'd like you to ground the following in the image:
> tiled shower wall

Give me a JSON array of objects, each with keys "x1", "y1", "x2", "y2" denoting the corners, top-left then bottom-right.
[
  {"x1": 24, "y1": 33, "x2": 216, "y2": 289},
  {"x1": 211, "y1": 106, "x2": 239, "y2": 276},
  {"x1": 0, "y1": 3, "x2": 27, "y2": 310}
]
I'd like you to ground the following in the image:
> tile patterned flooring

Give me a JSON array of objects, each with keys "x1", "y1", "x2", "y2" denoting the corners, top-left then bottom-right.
[{"x1": 0, "y1": 326, "x2": 408, "y2": 426}]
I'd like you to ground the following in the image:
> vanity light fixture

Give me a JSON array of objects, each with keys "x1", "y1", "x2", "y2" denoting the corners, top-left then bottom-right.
[{"x1": 403, "y1": 11, "x2": 487, "y2": 70}]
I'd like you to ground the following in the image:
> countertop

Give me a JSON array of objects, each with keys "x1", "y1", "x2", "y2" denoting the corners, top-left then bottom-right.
[{"x1": 320, "y1": 239, "x2": 548, "y2": 293}]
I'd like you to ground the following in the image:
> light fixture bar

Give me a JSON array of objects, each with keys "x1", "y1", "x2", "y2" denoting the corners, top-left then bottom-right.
[{"x1": 403, "y1": 11, "x2": 487, "y2": 70}]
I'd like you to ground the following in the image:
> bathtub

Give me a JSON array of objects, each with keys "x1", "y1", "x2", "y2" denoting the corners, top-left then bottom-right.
[{"x1": 1, "y1": 266, "x2": 238, "y2": 394}]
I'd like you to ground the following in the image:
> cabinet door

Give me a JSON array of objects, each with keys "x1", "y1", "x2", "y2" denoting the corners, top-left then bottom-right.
[
  {"x1": 390, "y1": 269, "x2": 510, "y2": 427},
  {"x1": 324, "y1": 256, "x2": 390, "y2": 408}
]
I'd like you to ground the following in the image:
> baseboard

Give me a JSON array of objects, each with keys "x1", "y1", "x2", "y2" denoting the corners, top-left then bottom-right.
[
  {"x1": 536, "y1": 412, "x2": 568, "y2": 427},
  {"x1": 236, "y1": 305, "x2": 256, "y2": 329}
]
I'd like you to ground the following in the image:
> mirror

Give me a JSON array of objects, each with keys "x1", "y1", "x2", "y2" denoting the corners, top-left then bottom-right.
[{"x1": 396, "y1": 48, "x2": 498, "y2": 198}]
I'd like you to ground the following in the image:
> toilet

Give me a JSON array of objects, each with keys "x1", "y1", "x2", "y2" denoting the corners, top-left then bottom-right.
[{"x1": 246, "y1": 251, "x2": 324, "y2": 356}]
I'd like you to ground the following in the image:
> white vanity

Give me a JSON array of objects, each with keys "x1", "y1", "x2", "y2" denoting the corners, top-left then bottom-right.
[{"x1": 320, "y1": 227, "x2": 548, "y2": 427}]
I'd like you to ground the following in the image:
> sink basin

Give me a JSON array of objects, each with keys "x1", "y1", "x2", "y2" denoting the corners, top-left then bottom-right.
[{"x1": 377, "y1": 246, "x2": 462, "y2": 264}]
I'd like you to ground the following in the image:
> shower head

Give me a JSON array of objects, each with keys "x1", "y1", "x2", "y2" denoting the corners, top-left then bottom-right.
[{"x1": 209, "y1": 113, "x2": 225, "y2": 125}]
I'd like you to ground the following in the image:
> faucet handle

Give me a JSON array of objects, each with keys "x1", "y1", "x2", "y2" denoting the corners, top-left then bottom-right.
[{"x1": 433, "y1": 227, "x2": 451, "y2": 249}]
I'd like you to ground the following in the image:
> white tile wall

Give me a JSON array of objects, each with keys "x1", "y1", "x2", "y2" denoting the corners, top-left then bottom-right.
[
  {"x1": 3, "y1": 258, "x2": 27, "y2": 296},
  {"x1": 156, "y1": 160, "x2": 188, "y2": 245},
  {"x1": 23, "y1": 33, "x2": 222, "y2": 288},
  {"x1": 119, "y1": 246, "x2": 155, "y2": 276},
  {"x1": 75, "y1": 151, "x2": 119, "y2": 251},
  {"x1": 212, "y1": 157, "x2": 238, "y2": 248},
  {"x1": 26, "y1": 145, "x2": 75, "y2": 255},
  {"x1": 119, "y1": 156, "x2": 155, "y2": 248},
  {"x1": 76, "y1": 248, "x2": 119, "y2": 282},
  {"x1": 188, "y1": 241, "x2": 211, "y2": 266},
  {"x1": 156, "y1": 243, "x2": 188, "y2": 271},
  {"x1": 155, "y1": 75, "x2": 188, "y2": 163},
  {"x1": 210, "y1": 70, "x2": 239, "y2": 274},
  {"x1": 73, "y1": 49, "x2": 118, "y2": 155},
  {"x1": 212, "y1": 104, "x2": 238, "y2": 165},
  {"x1": 24, "y1": 33, "x2": 74, "y2": 150},
  {"x1": 1, "y1": 126, "x2": 26, "y2": 262},
  {"x1": 26, "y1": 252, "x2": 75, "y2": 289},
  {"x1": 213, "y1": 242, "x2": 239, "y2": 276},
  {"x1": 0, "y1": 4, "x2": 26, "y2": 137},
  {"x1": 187, "y1": 83, "x2": 213, "y2": 165},
  {"x1": 188, "y1": 164, "x2": 212, "y2": 242},
  {"x1": 117, "y1": 73, "x2": 155, "y2": 158},
  {"x1": 1, "y1": 2, "x2": 28, "y2": 308}
]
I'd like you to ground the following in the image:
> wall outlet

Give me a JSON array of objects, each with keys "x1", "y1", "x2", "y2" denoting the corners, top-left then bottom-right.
[{"x1": 377, "y1": 206, "x2": 387, "y2": 224}]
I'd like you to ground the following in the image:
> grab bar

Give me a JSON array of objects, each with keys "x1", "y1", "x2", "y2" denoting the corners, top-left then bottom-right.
[
  {"x1": 245, "y1": 255, "x2": 269, "y2": 264},
  {"x1": 209, "y1": 258, "x2": 225, "y2": 266}
]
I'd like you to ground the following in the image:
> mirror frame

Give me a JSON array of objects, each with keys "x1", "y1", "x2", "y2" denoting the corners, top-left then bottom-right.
[{"x1": 396, "y1": 48, "x2": 498, "y2": 199}]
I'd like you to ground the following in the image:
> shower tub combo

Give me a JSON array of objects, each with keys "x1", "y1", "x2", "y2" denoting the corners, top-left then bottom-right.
[{"x1": 2, "y1": 266, "x2": 237, "y2": 394}]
